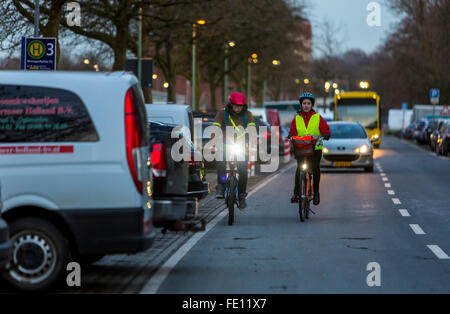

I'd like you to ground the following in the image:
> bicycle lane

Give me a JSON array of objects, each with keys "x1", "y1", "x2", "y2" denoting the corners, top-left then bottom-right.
[{"x1": 141, "y1": 144, "x2": 449, "y2": 293}]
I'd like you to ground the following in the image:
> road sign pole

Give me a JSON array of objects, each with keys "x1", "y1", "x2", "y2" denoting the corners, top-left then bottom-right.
[{"x1": 34, "y1": 0, "x2": 39, "y2": 37}]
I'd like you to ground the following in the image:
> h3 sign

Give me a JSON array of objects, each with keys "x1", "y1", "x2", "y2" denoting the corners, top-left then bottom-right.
[
  {"x1": 430, "y1": 88, "x2": 439, "y2": 105},
  {"x1": 20, "y1": 37, "x2": 57, "y2": 71}
]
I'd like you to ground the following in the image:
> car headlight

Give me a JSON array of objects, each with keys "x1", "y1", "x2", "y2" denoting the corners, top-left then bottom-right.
[
  {"x1": 355, "y1": 144, "x2": 369, "y2": 154},
  {"x1": 323, "y1": 147, "x2": 328, "y2": 153}
]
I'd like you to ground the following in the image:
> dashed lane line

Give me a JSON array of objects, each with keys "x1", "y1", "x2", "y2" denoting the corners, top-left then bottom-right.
[
  {"x1": 427, "y1": 245, "x2": 450, "y2": 259},
  {"x1": 410, "y1": 224, "x2": 426, "y2": 235},
  {"x1": 399, "y1": 209, "x2": 410, "y2": 217}
]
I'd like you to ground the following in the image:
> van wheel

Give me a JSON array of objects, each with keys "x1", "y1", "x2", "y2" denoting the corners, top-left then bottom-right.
[{"x1": 1, "y1": 217, "x2": 70, "y2": 291}]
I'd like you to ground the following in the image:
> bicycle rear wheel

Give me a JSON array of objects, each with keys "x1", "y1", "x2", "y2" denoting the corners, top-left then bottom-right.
[
  {"x1": 226, "y1": 176, "x2": 237, "y2": 225},
  {"x1": 298, "y1": 172, "x2": 307, "y2": 222},
  {"x1": 305, "y1": 173, "x2": 311, "y2": 219}
]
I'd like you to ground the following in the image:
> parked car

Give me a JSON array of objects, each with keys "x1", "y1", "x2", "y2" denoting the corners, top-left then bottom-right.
[
  {"x1": 0, "y1": 71, "x2": 155, "y2": 291},
  {"x1": 146, "y1": 105, "x2": 209, "y2": 200},
  {"x1": 321, "y1": 122, "x2": 375, "y2": 172},
  {"x1": 413, "y1": 119, "x2": 427, "y2": 144},
  {"x1": 403, "y1": 123, "x2": 415, "y2": 139},
  {"x1": 149, "y1": 120, "x2": 200, "y2": 230},
  {"x1": 435, "y1": 120, "x2": 450, "y2": 156},
  {"x1": 417, "y1": 119, "x2": 435, "y2": 144},
  {"x1": 0, "y1": 182, "x2": 13, "y2": 271},
  {"x1": 430, "y1": 121, "x2": 445, "y2": 151}
]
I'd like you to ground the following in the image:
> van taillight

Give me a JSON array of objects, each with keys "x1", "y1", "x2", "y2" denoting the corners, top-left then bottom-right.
[
  {"x1": 151, "y1": 143, "x2": 167, "y2": 177},
  {"x1": 125, "y1": 88, "x2": 143, "y2": 194}
]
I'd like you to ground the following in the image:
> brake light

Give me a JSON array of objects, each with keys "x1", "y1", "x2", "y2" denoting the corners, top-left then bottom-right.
[
  {"x1": 151, "y1": 143, "x2": 167, "y2": 177},
  {"x1": 125, "y1": 88, "x2": 143, "y2": 194}
]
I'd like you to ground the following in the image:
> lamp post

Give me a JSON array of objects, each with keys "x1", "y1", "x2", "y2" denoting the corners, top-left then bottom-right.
[
  {"x1": 224, "y1": 41, "x2": 235, "y2": 104},
  {"x1": 192, "y1": 20, "x2": 205, "y2": 111}
]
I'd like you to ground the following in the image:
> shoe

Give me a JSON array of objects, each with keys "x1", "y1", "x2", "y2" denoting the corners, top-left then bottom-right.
[
  {"x1": 313, "y1": 192, "x2": 320, "y2": 205},
  {"x1": 291, "y1": 194, "x2": 300, "y2": 203},
  {"x1": 238, "y1": 193, "x2": 247, "y2": 210},
  {"x1": 216, "y1": 184, "x2": 225, "y2": 199}
]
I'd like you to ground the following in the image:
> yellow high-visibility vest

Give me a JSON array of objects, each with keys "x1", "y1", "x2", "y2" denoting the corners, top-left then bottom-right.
[{"x1": 295, "y1": 113, "x2": 323, "y2": 150}]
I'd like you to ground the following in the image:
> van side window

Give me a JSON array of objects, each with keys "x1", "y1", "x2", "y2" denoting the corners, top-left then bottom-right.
[{"x1": 0, "y1": 85, "x2": 99, "y2": 142}]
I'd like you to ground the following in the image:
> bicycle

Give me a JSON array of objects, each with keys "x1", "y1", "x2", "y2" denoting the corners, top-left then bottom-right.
[{"x1": 290, "y1": 135, "x2": 323, "y2": 222}]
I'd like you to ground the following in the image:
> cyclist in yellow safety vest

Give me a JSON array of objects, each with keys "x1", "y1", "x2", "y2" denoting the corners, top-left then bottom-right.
[
  {"x1": 288, "y1": 92, "x2": 331, "y2": 205},
  {"x1": 212, "y1": 92, "x2": 257, "y2": 209}
]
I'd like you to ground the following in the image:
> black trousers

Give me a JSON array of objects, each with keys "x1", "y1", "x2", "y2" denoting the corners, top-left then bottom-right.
[
  {"x1": 294, "y1": 149, "x2": 323, "y2": 195},
  {"x1": 217, "y1": 161, "x2": 248, "y2": 195}
]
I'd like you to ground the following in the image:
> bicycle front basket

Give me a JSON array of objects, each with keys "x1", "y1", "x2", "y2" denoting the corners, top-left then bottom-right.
[{"x1": 292, "y1": 135, "x2": 315, "y2": 157}]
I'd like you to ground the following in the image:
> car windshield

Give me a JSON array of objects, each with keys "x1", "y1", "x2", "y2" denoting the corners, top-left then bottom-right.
[{"x1": 329, "y1": 124, "x2": 367, "y2": 139}]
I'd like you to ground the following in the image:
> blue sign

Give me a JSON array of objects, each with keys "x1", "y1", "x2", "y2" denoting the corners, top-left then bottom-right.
[
  {"x1": 430, "y1": 89, "x2": 439, "y2": 99},
  {"x1": 402, "y1": 102, "x2": 408, "y2": 110},
  {"x1": 21, "y1": 37, "x2": 57, "y2": 71}
]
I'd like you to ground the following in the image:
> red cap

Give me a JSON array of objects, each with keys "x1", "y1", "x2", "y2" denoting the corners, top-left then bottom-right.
[{"x1": 229, "y1": 92, "x2": 247, "y2": 106}]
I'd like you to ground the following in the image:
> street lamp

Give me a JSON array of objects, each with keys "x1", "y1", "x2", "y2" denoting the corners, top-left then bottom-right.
[
  {"x1": 359, "y1": 81, "x2": 369, "y2": 89},
  {"x1": 224, "y1": 41, "x2": 236, "y2": 103},
  {"x1": 192, "y1": 19, "x2": 206, "y2": 111},
  {"x1": 247, "y1": 53, "x2": 258, "y2": 107}
]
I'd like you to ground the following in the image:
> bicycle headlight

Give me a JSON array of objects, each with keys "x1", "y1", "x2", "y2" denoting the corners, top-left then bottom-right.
[
  {"x1": 371, "y1": 134, "x2": 379, "y2": 141},
  {"x1": 302, "y1": 163, "x2": 307, "y2": 170},
  {"x1": 322, "y1": 147, "x2": 328, "y2": 154},
  {"x1": 231, "y1": 144, "x2": 242, "y2": 156},
  {"x1": 355, "y1": 144, "x2": 369, "y2": 154}
]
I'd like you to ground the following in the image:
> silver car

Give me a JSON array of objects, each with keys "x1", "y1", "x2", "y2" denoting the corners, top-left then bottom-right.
[{"x1": 321, "y1": 122, "x2": 376, "y2": 172}]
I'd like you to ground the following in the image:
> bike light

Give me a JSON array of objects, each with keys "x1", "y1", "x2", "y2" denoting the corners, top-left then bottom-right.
[
  {"x1": 371, "y1": 134, "x2": 379, "y2": 141},
  {"x1": 323, "y1": 147, "x2": 328, "y2": 153},
  {"x1": 302, "y1": 163, "x2": 307, "y2": 170},
  {"x1": 231, "y1": 144, "x2": 242, "y2": 155}
]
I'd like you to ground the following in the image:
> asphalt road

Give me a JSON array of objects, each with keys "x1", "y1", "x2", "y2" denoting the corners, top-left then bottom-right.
[{"x1": 144, "y1": 136, "x2": 450, "y2": 294}]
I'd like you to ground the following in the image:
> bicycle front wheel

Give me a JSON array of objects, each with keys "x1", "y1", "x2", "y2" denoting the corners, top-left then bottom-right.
[
  {"x1": 226, "y1": 176, "x2": 237, "y2": 225},
  {"x1": 298, "y1": 172, "x2": 307, "y2": 222}
]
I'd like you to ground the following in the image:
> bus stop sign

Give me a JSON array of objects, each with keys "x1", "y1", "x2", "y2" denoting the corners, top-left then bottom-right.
[{"x1": 20, "y1": 37, "x2": 57, "y2": 70}]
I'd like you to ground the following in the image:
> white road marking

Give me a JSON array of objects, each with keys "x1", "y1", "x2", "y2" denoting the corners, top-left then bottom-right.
[
  {"x1": 392, "y1": 198, "x2": 402, "y2": 204},
  {"x1": 382, "y1": 177, "x2": 388, "y2": 181},
  {"x1": 427, "y1": 245, "x2": 450, "y2": 259},
  {"x1": 387, "y1": 190, "x2": 395, "y2": 195},
  {"x1": 439, "y1": 156, "x2": 448, "y2": 161},
  {"x1": 380, "y1": 173, "x2": 386, "y2": 177},
  {"x1": 384, "y1": 183, "x2": 391, "y2": 188},
  {"x1": 410, "y1": 224, "x2": 426, "y2": 235},
  {"x1": 399, "y1": 209, "x2": 410, "y2": 217},
  {"x1": 139, "y1": 162, "x2": 296, "y2": 294}
]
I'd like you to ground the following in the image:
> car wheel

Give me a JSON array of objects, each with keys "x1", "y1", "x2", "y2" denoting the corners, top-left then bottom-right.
[
  {"x1": 1, "y1": 217, "x2": 70, "y2": 291},
  {"x1": 365, "y1": 166, "x2": 374, "y2": 173}
]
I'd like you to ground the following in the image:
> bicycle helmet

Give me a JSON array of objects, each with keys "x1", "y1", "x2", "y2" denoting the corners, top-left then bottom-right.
[
  {"x1": 229, "y1": 92, "x2": 247, "y2": 106},
  {"x1": 299, "y1": 92, "x2": 315, "y2": 106}
]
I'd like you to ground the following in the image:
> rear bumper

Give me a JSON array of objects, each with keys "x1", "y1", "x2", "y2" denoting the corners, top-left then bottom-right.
[
  {"x1": 153, "y1": 196, "x2": 198, "y2": 222},
  {"x1": 59, "y1": 207, "x2": 155, "y2": 256}
]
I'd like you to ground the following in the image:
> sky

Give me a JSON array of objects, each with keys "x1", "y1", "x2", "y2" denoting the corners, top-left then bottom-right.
[{"x1": 303, "y1": 0, "x2": 401, "y2": 57}]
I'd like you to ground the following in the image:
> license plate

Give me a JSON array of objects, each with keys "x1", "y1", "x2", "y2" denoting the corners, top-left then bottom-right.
[{"x1": 333, "y1": 161, "x2": 351, "y2": 167}]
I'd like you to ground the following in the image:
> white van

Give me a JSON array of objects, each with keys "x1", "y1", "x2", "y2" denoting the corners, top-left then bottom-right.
[{"x1": 0, "y1": 71, "x2": 155, "y2": 291}]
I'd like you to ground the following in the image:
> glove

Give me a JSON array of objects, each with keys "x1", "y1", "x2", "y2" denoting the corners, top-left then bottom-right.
[{"x1": 323, "y1": 133, "x2": 330, "y2": 140}]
